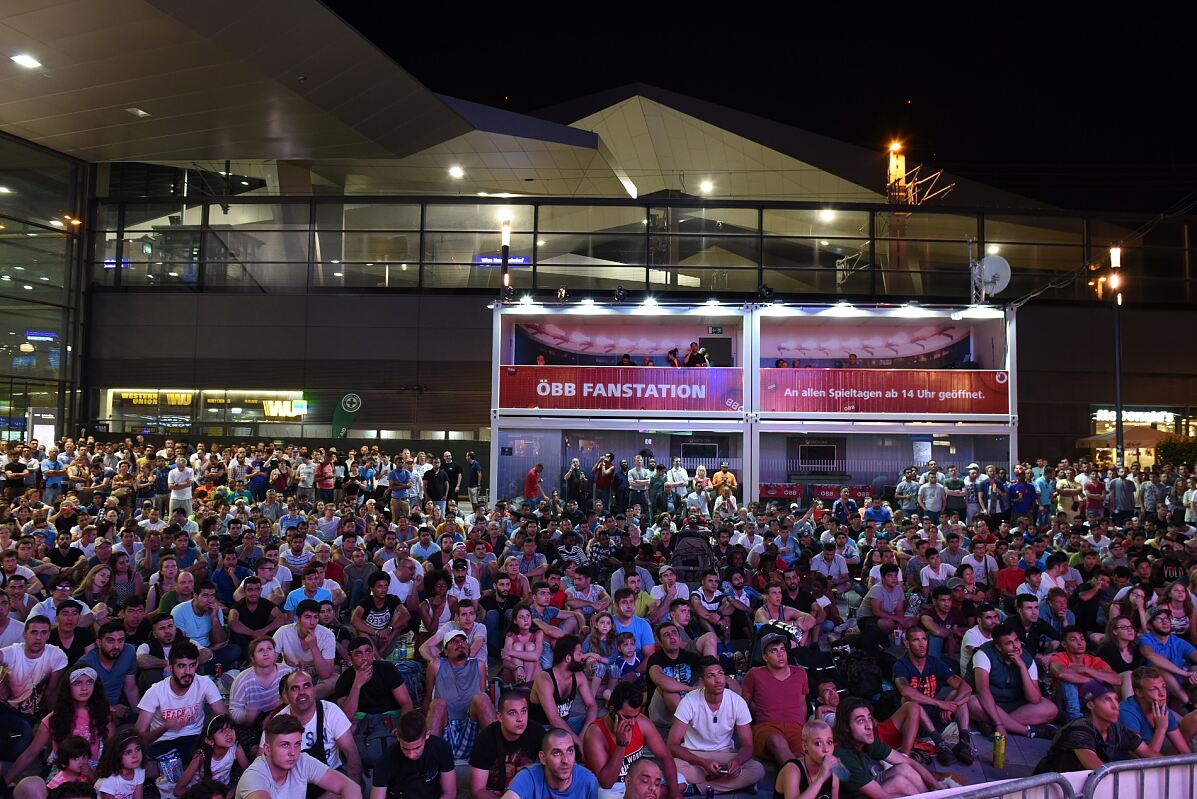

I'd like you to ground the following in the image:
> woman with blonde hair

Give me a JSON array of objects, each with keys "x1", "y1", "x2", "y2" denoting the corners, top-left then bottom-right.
[{"x1": 74, "y1": 564, "x2": 115, "y2": 623}]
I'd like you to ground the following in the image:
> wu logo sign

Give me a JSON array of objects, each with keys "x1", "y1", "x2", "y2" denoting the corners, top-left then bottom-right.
[
  {"x1": 332, "y1": 393, "x2": 363, "y2": 438},
  {"x1": 262, "y1": 399, "x2": 307, "y2": 418}
]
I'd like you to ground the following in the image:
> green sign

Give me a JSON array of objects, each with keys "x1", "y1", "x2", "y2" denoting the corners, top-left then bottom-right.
[
  {"x1": 708, "y1": 326, "x2": 723, "y2": 334},
  {"x1": 332, "y1": 393, "x2": 362, "y2": 438},
  {"x1": 142, "y1": 242, "x2": 153, "y2": 256}
]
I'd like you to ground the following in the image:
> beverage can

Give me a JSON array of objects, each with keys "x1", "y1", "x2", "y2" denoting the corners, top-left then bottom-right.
[
  {"x1": 705, "y1": 786, "x2": 715, "y2": 799},
  {"x1": 992, "y1": 731, "x2": 1006, "y2": 769}
]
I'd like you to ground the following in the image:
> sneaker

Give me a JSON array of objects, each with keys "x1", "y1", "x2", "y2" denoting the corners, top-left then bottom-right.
[
  {"x1": 1027, "y1": 723, "x2": 1059, "y2": 739},
  {"x1": 936, "y1": 742, "x2": 956, "y2": 766},
  {"x1": 953, "y1": 740, "x2": 976, "y2": 766}
]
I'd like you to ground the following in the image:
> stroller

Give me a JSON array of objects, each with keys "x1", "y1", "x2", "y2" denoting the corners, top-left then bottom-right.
[{"x1": 670, "y1": 528, "x2": 717, "y2": 586}]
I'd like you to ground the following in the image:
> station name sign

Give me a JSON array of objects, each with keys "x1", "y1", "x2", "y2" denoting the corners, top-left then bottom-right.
[{"x1": 499, "y1": 366, "x2": 743, "y2": 412}]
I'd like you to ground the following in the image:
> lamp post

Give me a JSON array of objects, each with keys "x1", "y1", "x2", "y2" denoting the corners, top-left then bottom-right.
[
  {"x1": 499, "y1": 216, "x2": 512, "y2": 299},
  {"x1": 1110, "y1": 244, "x2": 1124, "y2": 467}
]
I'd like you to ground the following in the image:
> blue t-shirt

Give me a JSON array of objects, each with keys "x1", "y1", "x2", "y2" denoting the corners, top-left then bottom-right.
[
  {"x1": 612, "y1": 615, "x2": 654, "y2": 657},
  {"x1": 212, "y1": 565, "x2": 251, "y2": 605},
  {"x1": 468, "y1": 460, "x2": 482, "y2": 488},
  {"x1": 1139, "y1": 632, "x2": 1197, "y2": 669},
  {"x1": 40, "y1": 458, "x2": 63, "y2": 487},
  {"x1": 79, "y1": 644, "x2": 138, "y2": 706},
  {"x1": 507, "y1": 764, "x2": 598, "y2": 799},
  {"x1": 390, "y1": 468, "x2": 411, "y2": 499},
  {"x1": 171, "y1": 601, "x2": 224, "y2": 648},
  {"x1": 1010, "y1": 483, "x2": 1036, "y2": 514},
  {"x1": 283, "y1": 587, "x2": 333, "y2": 613},
  {"x1": 1034, "y1": 477, "x2": 1054, "y2": 505},
  {"x1": 892, "y1": 654, "x2": 956, "y2": 698},
  {"x1": 1118, "y1": 695, "x2": 1179, "y2": 740}
]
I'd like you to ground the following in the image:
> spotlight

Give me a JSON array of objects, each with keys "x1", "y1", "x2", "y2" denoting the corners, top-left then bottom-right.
[
  {"x1": 614, "y1": 285, "x2": 627, "y2": 303},
  {"x1": 501, "y1": 285, "x2": 516, "y2": 302},
  {"x1": 758, "y1": 284, "x2": 774, "y2": 301},
  {"x1": 556, "y1": 287, "x2": 572, "y2": 301}
]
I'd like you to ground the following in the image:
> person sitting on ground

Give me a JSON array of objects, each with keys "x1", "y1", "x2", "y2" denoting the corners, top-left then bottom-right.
[
  {"x1": 831, "y1": 697, "x2": 939, "y2": 799},
  {"x1": 1033, "y1": 680, "x2": 1159, "y2": 773},
  {"x1": 530, "y1": 634, "x2": 598, "y2": 751},
  {"x1": 468, "y1": 689, "x2": 546, "y2": 799},
  {"x1": 1137, "y1": 605, "x2": 1197, "y2": 711},
  {"x1": 499, "y1": 728, "x2": 599, "y2": 799},
  {"x1": 966, "y1": 622, "x2": 1059, "y2": 741},
  {"x1": 369, "y1": 710, "x2": 455, "y2": 799},
  {"x1": 741, "y1": 633, "x2": 809, "y2": 766},
  {"x1": 646, "y1": 621, "x2": 703, "y2": 727},
  {"x1": 582, "y1": 681, "x2": 683, "y2": 799},
  {"x1": 1117, "y1": 666, "x2": 1192, "y2": 756},
  {"x1": 135, "y1": 639, "x2": 228, "y2": 764},
  {"x1": 1048, "y1": 625, "x2": 1120, "y2": 722},
  {"x1": 272, "y1": 599, "x2": 337, "y2": 699},
  {"x1": 273, "y1": 669, "x2": 362, "y2": 786},
  {"x1": 773, "y1": 721, "x2": 841, "y2": 799},
  {"x1": 235, "y1": 713, "x2": 361, "y2": 799},
  {"x1": 666, "y1": 657, "x2": 765, "y2": 795},
  {"x1": 334, "y1": 636, "x2": 414, "y2": 771},
  {"x1": 892, "y1": 624, "x2": 975, "y2": 766},
  {"x1": 425, "y1": 628, "x2": 497, "y2": 761}
]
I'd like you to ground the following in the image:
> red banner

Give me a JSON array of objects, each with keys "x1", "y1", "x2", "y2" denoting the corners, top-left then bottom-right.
[
  {"x1": 759, "y1": 483, "x2": 804, "y2": 500},
  {"x1": 759, "y1": 369, "x2": 1009, "y2": 415},
  {"x1": 499, "y1": 366, "x2": 743, "y2": 412},
  {"x1": 810, "y1": 484, "x2": 875, "y2": 502}
]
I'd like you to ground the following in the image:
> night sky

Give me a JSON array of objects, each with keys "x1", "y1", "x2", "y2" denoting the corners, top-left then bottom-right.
[{"x1": 326, "y1": 10, "x2": 1193, "y2": 215}]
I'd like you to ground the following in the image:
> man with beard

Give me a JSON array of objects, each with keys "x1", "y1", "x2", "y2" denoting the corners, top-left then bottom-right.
[
  {"x1": 236, "y1": 714, "x2": 361, "y2": 799},
  {"x1": 583, "y1": 681, "x2": 682, "y2": 799},
  {"x1": 275, "y1": 669, "x2": 361, "y2": 784},
  {"x1": 78, "y1": 619, "x2": 141, "y2": 719},
  {"x1": 530, "y1": 635, "x2": 597, "y2": 752},
  {"x1": 427, "y1": 629, "x2": 497, "y2": 760},
  {"x1": 0, "y1": 615, "x2": 67, "y2": 761},
  {"x1": 480, "y1": 574, "x2": 522, "y2": 659},
  {"x1": 501, "y1": 728, "x2": 599, "y2": 799},
  {"x1": 135, "y1": 640, "x2": 228, "y2": 761},
  {"x1": 469, "y1": 690, "x2": 545, "y2": 799}
]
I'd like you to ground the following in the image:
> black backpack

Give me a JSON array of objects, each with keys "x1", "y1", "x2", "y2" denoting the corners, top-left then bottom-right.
[{"x1": 836, "y1": 651, "x2": 884, "y2": 700}]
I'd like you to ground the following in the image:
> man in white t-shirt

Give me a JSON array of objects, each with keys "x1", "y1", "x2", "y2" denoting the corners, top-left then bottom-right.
[
  {"x1": 272, "y1": 669, "x2": 360, "y2": 782},
  {"x1": 273, "y1": 599, "x2": 337, "y2": 699},
  {"x1": 0, "y1": 593, "x2": 25, "y2": 649},
  {"x1": 237, "y1": 713, "x2": 361, "y2": 799},
  {"x1": 918, "y1": 548, "x2": 957, "y2": 599},
  {"x1": 648, "y1": 565, "x2": 690, "y2": 625},
  {"x1": 135, "y1": 639, "x2": 227, "y2": 761},
  {"x1": 960, "y1": 603, "x2": 1001, "y2": 676},
  {"x1": 167, "y1": 457, "x2": 195, "y2": 516},
  {"x1": 667, "y1": 657, "x2": 765, "y2": 794},
  {"x1": 0, "y1": 614, "x2": 67, "y2": 759}
]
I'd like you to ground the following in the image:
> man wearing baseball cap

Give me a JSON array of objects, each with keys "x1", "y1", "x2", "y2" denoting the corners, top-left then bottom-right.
[
  {"x1": 1033, "y1": 679, "x2": 1156, "y2": 773},
  {"x1": 426, "y1": 628, "x2": 495, "y2": 760}
]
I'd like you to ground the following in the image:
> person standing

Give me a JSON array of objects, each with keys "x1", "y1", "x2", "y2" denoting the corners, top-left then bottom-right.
[{"x1": 466, "y1": 452, "x2": 485, "y2": 507}]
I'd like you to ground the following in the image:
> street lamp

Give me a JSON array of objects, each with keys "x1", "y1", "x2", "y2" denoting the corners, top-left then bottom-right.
[
  {"x1": 1110, "y1": 244, "x2": 1124, "y2": 467},
  {"x1": 499, "y1": 215, "x2": 512, "y2": 298}
]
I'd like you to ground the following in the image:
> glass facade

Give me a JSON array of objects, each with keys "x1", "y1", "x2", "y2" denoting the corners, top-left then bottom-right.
[
  {"x1": 0, "y1": 133, "x2": 85, "y2": 440},
  {"x1": 88, "y1": 195, "x2": 1193, "y2": 302}
]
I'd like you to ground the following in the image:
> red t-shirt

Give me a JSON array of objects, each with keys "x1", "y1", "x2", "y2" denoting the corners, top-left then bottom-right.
[
  {"x1": 996, "y1": 566, "x2": 1025, "y2": 597},
  {"x1": 743, "y1": 665, "x2": 809, "y2": 724},
  {"x1": 523, "y1": 469, "x2": 541, "y2": 499}
]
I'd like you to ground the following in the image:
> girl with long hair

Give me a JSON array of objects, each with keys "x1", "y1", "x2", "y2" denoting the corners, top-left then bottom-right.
[
  {"x1": 74, "y1": 564, "x2": 115, "y2": 621},
  {"x1": 145, "y1": 554, "x2": 178, "y2": 612},
  {"x1": 500, "y1": 605, "x2": 543, "y2": 685},
  {"x1": 95, "y1": 728, "x2": 145, "y2": 799},
  {"x1": 176, "y1": 715, "x2": 249, "y2": 798},
  {"x1": 582, "y1": 611, "x2": 617, "y2": 702},
  {"x1": 110, "y1": 552, "x2": 143, "y2": 611}
]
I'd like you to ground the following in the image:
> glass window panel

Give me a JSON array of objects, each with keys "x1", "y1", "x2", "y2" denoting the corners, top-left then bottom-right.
[
  {"x1": 260, "y1": 423, "x2": 302, "y2": 438},
  {"x1": 1089, "y1": 217, "x2": 1154, "y2": 248},
  {"x1": 649, "y1": 207, "x2": 758, "y2": 235},
  {"x1": 980, "y1": 243, "x2": 1085, "y2": 273},
  {"x1": 535, "y1": 265, "x2": 644, "y2": 292},
  {"x1": 314, "y1": 203, "x2": 420, "y2": 230},
  {"x1": 380, "y1": 430, "x2": 412, "y2": 439},
  {"x1": 536, "y1": 233, "x2": 644, "y2": 266},
  {"x1": 875, "y1": 267, "x2": 970, "y2": 299},
  {"x1": 763, "y1": 209, "x2": 870, "y2": 238},
  {"x1": 648, "y1": 235, "x2": 758, "y2": 268},
  {"x1": 121, "y1": 231, "x2": 202, "y2": 263},
  {"x1": 0, "y1": 299, "x2": 64, "y2": 381},
  {"x1": 347, "y1": 429, "x2": 378, "y2": 439},
  {"x1": 208, "y1": 203, "x2": 311, "y2": 229},
  {"x1": 0, "y1": 137, "x2": 79, "y2": 226},
  {"x1": 203, "y1": 263, "x2": 307, "y2": 292},
  {"x1": 311, "y1": 262, "x2": 418, "y2": 289},
  {"x1": 120, "y1": 203, "x2": 203, "y2": 231},
  {"x1": 302, "y1": 424, "x2": 332, "y2": 438},
  {"x1": 314, "y1": 230, "x2": 418, "y2": 264},
  {"x1": 653, "y1": 268, "x2": 760, "y2": 293},
  {"x1": 538, "y1": 205, "x2": 647, "y2": 233},
  {"x1": 984, "y1": 215, "x2": 1083, "y2": 245},
  {"x1": 422, "y1": 232, "x2": 533, "y2": 265},
  {"x1": 94, "y1": 203, "x2": 123, "y2": 231},
  {"x1": 204, "y1": 230, "x2": 310, "y2": 262},
  {"x1": 763, "y1": 237, "x2": 870, "y2": 271},
  {"x1": 422, "y1": 263, "x2": 532, "y2": 290},
  {"x1": 424, "y1": 204, "x2": 533, "y2": 231},
  {"x1": 763, "y1": 267, "x2": 871, "y2": 296},
  {"x1": 0, "y1": 235, "x2": 68, "y2": 291},
  {"x1": 876, "y1": 239, "x2": 970, "y2": 272},
  {"x1": 118, "y1": 263, "x2": 199, "y2": 288},
  {"x1": 876, "y1": 212, "x2": 977, "y2": 241}
]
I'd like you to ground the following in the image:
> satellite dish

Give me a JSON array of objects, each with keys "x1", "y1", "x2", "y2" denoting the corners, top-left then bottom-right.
[{"x1": 971, "y1": 254, "x2": 1011, "y2": 301}]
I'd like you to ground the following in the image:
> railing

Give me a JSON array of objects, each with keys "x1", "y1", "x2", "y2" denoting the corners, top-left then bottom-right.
[
  {"x1": 949, "y1": 772, "x2": 1076, "y2": 799},
  {"x1": 1080, "y1": 752, "x2": 1197, "y2": 799}
]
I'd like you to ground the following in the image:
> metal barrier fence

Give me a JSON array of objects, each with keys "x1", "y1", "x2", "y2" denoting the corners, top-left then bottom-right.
[
  {"x1": 949, "y1": 772, "x2": 1076, "y2": 799},
  {"x1": 1081, "y1": 752, "x2": 1197, "y2": 799}
]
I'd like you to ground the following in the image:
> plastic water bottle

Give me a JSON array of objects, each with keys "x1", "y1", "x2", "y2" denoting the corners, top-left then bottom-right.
[{"x1": 398, "y1": 634, "x2": 409, "y2": 661}]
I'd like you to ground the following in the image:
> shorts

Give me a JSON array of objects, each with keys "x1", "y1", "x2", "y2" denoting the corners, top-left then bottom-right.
[
  {"x1": 876, "y1": 718, "x2": 901, "y2": 749},
  {"x1": 752, "y1": 721, "x2": 805, "y2": 760},
  {"x1": 443, "y1": 718, "x2": 479, "y2": 760}
]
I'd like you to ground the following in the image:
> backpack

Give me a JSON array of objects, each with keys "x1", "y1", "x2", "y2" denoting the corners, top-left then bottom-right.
[
  {"x1": 670, "y1": 530, "x2": 716, "y2": 586},
  {"x1": 837, "y1": 651, "x2": 884, "y2": 700}
]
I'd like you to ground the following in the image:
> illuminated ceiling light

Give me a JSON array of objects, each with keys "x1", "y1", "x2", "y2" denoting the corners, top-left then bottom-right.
[
  {"x1": 579, "y1": 298, "x2": 596, "y2": 306},
  {"x1": 818, "y1": 209, "x2": 836, "y2": 223},
  {"x1": 22, "y1": 284, "x2": 32, "y2": 290},
  {"x1": 332, "y1": 272, "x2": 343, "y2": 277},
  {"x1": 25, "y1": 233, "x2": 35, "y2": 237},
  {"x1": 519, "y1": 295, "x2": 533, "y2": 305},
  {"x1": 0, "y1": 187, "x2": 11, "y2": 194},
  {"x1": 50, "y1": 220, "x2": 64, "y2": 227},
  {"x1": 950, "y1": 305, "x2": 1005, "y2": 320},
  {"x1": 0, "y1": 276, "x2": 9, "y2": 281},
  {"x1": 889, "y1": 141, "x2": 902, "y2": 152},
  {"x1": 124, "y1": 107, "x2": 151, "y2": 118},
  {"x1": 891, "y1": 303, "x2": 941, "y2": 318},
  {"x1": 1109, "y1": 245, "x2": 1121, "y2": 269},
  {"x1": 448, "y1": 165, "x2": 465, "y2": 179},
  {"x1": 698, "y1": 180, "x2": 713, "y2": 194},
  {"x1": 18, "y1": 343, "x2": 33, "y2": 353},
  {"x1": 706, "y1": 298, "x2": 720, "y2": 306},
  {"x1": 1110, "y1": 272, "x2": 1121, "y2": 290},
  {"x1": 986, "y1": 244, "x2": 1000, "y2": 255},
  {"x1": 819, "y1": 239, "x2": 829, "y2": 246},
  {"x1": 365, "y1": 263, "x2": 374, "y2": 266},
  {"x1": 13, "y1": 266, "x2": 23, "y2": 270},
  {"x1": 537, "y1": 240, "x2": 546, "y2": 246},
  {"x1": 400, "y1": 263, "x2": 408, "y2": 270},
  {"x1": 642, "y1": 296, "x2": 658, "y2": 307},
  {"x1": 240, "y1": 180, "x2": 249, "y2": 186},
  {"x1": 330, "y1": 260, "x2": 340, "y2": 264},
  {"x1": 230, "y1": 407, "x2": 243, "y2": 415},
  {"x1": 477, "y1": 192, "x2": 488, "y2": 197},
  {"x1": 820, "y1": 301, "x2": 867, "y2": 317},
  {"x1": 38, "y1": 276, "x2": 48, "y2": 281},
  {"x1": 167, "y1": 271, "x2": 178, "y2": 277},
  {"x1": 11, "y1": 54, "x2": 41, "y2": 69}
]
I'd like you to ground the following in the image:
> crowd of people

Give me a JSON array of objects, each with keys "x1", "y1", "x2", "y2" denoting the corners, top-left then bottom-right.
[{"x1": 1, "y1": 436, "x2": 1197, "y2": 799}]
